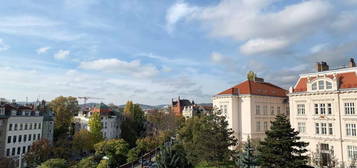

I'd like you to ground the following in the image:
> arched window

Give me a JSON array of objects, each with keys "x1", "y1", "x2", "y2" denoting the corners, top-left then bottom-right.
[
  {"x1": 326, "y1": 81, "x2": 332, "y2": 89},
  {"x1": 311, "y1": 80, "x2": 333, "y2": 91},
  {"x1": 312, "y1": 82, "x2": 317, "y2": 90},
  {"x1": 318, "y1": 80, "x2": 325, "y2": 90}
]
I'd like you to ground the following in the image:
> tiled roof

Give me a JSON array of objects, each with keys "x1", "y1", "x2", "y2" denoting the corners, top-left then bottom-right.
[
  {"x1": 217, "y1": 80, "x2": 288, "y2": 97},
  {"x1": 293, "y1": 72, "x2": 357, "y2": 92}
]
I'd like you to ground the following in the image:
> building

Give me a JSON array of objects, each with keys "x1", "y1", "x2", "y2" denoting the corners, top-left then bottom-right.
[
  {"x1": 182, "y1": 104, "x2": 213, "y2": 118},
  {"x1": 289, "y1": 58, "x2": 357, "y2": 167},
  {"x1": 171, "y1": 97, "x2": 195, "y2": 116},
  {"x1": 0, "y1": 99, "x2": 44, "y2": 168},
  {"x1": 213, "y1": 72, "x2": 289, "y2": 142},
  {"x1": 74, "y1": 103, "x2": 122, "y2": 139},
  {"x1": 34, "y1": 100, "x2": 54, "y2": 144}
]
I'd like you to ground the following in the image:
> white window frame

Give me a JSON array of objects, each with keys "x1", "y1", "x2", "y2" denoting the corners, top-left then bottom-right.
[
  {"x1": 347, "y1": 124, "x2": 357, "y2": 136},
  {"x1": 298, "y1": 122, "x2": 306, "y2": 133},
  {"x1": 256, "y1": 105, "x2": 260, "y2": 115},
  {"x1": 328, "y1": 123, "x2": 333, "y2": 135},
  {"x1": 345, "y1": 103, "x2": 355, "y2": 115},
  {"x1": 348, "y1": 145, "x2": 357, "y2": 159},
  {"x1": 321, "y1": 123, "x2": 327, "y2": 135},
  {"x1": 318, "y1": 80, "x2": 325, "y2": 90},
  {"x1": 297, "y1": 104, "x2": 305, "y2": 115}
]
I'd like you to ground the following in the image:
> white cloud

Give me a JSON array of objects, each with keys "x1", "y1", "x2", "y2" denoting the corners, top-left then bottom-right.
[
  {"x1": 166, "y1": 1, "x2": 199, "y2": 32},
  {"x1": 210, "y1": 52, "x2": 224, "y2": 63},
  {"x1": 36, "y1": 46, "x2": 51, "y2": 54},
  {"x1": 310, "y1": 43, "x2": 328, "y2": 53},
  {"x1": 53, "y1": 50, "x2": 70, "y2": 60},
  {"x1": 240, "y1": 38, "x2": 291, "y2": 55},
  {"x1": 79, "y1": 58, "x2": 159, "y2": 77},
  {"x1": 0, "y1": 39, "x2": 9, "y2": 52}
]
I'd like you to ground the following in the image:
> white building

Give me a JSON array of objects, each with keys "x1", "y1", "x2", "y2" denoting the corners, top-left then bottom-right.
[
  {"x1": 0, "y1": 101, "x2": 43, "y2": 168},
  {"x1": 182, "y1": 105, "x2": 212, "y2": 118},
  {"x1": 213, "y1": 74, "x2": 289, "y2": 142},
  {"x1": 289, "y1": 59, "x2": 357, "y2": 167},
  {"x1": 74, "y1": 103, "x2": 122, "y2": 139}
]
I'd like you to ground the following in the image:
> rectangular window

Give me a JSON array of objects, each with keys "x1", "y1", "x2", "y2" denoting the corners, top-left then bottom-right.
[
  {"x1": 13, "y1": 135, "x2": 16, "y2": 143},
  {"x1": 12, "y1": 148, "x2": 15, "y2": 156},
  {"x1": 14, "y1": 124, "x2": 17, "y2": 131},
  {"x1": 22, "y1": 146, "x2": 26, "y2": 154},
  {"x1": 256, "y1": 121, "x2": 261, "y2": 132},
  {"x1": 9, "y1": 124, "x2": 12, "y2": 131},
  {"x1": 38, "y1": 123, "x2": 41, "y2": 129},
  {"x1": 298, "y1": 122, "x2": 306, "y2": 133},
  {"x1": 277, "y1": 106, "x2": 281, "y2": 114},
  {"x1": 19, "y1": 135, "x2": 22, "y2": 142},
  {"x1": 263, "y1": 105, "x2": 268, "y2": 115},
  {"x1": 7, "y1": 136, "x2": 11, "y2": 143},
  {"x1": 320, "y1": 104, "x2": 326, "y2": 115},
  {"x1": 29, "y1": 123, "x2": 32, "y2": 130},
  {"x1": 37, "y1": 134, "x2": 40, "y2": 140},
  {"x1": 321, "y1": 123, "x2": 327, "y2": 135},
  {"x1": 256, "y1": 105, "x2": 260, "y2": 115},
  {"x1": 17, "y1": 147, "x2": 20, "y2": 155},
  {"x1": 24, "y1": 135, "x2": 27, "y2": 142},
  {"x1": 271, "y1": 106, "x2": 275, "y2": 115},
  {"x1": 6, "y1": 149, "x2": 10, "y2": 156},
  {"x1": 25, "y1": 123, "x2": 28, "y2": 130},
  {"x1": 34, "y1": 123, "x2": 37, "y2": 129},
  {"x1": 326, "y1": 81, "x2": 332, "y2": 89},
  {"x1": 319, "y1": 80, "x2": 324, "y2": 90},
  {"x1": 348, "y1": 146, "x2": 357, "y2": 159},
  {"x1": 33, "y1": 134, "x2": 36, "y2": 141},
  {"x1": 347, "y1": 124, "x2": 357, "y2": 136},
  {"x1": 312, "y1": 82, "x2": 317, "y2": 90},
  {"x1": 315, "y1": 123, "x2": 320, "y2": 134},
  {"x1": 328, "y1": 123, "x2": 333, "y2": 135},
  {"x1": 28, "y1": 134, "x2": 31, "y2": 141},
  {"x1": 315, "y1": 104, "x2": 319, "y2": 115},
  {"x1": 297, "y1": 104, "x2": 305, "y2": 115},
  {"x1": 27, "y1": 146, "x2": 30, "y2": 152},
  {"x1": 264, "y1": 121, "x2": 268, "y2": 131},
  {"x1": 345, "y1": 103, "x2": 355, "y2": 115},
  {"x1": 327, "y1": 103, "x2": 332, "y2": 115},
  {"x1": 20, "y1": 124, "x2": 23, "y2": 130}
]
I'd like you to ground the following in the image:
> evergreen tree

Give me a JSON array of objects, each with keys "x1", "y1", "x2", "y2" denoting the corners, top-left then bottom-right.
[
  {"x1": 88, "y1": 112, "x2": 103, "y2": 143},
  {"x1": 236, "y1": 137, "x2": 258, "y2": 168},
  {"x1": 156, "y1": 144, "x2": 192, "y2": 168},
  {"x1": 257, "y1": 114, "x2": 309, "y2": 168}
]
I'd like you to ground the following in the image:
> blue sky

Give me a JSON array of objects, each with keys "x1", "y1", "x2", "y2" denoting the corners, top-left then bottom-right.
[{"x1": 0, "y1": 0, "x2": 356, "y2": 105}]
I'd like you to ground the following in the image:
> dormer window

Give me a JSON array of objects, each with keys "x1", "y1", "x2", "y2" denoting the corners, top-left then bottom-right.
[
  {"x1": 312, "y1": 83, "x2": 317, "y2": 90},
  {"x1": 326, "y1": 81, "x2": 332, "y2": 89},
  {"x1": 318, "y1": 81, "x2": 324, "y2": 90},
  {"x1": 311, "y1": 79, "x2": 334, "y2": 91}
]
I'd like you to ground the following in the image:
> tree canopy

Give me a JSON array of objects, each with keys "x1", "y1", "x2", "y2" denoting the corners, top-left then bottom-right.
[
  {"x1": 121, "y1": 101, "x2": 146, "y2": 147},
  {"x1": 38, "y1": 158, "x2": 67, "y2": 168},
  {"x1": 88, "y1": 112, "x2": 103, "y2": 143},
  {"x1": 94, "y1": 139, "x2": 130, "y2": 167},
  {"x1": 24, "y1": 139, "x2": 53, "y2": 168}
]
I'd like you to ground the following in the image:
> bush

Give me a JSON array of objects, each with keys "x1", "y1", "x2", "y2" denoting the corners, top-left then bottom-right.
[{"x1": 39, "y1": 158, "x2": 67, "y2": 168}]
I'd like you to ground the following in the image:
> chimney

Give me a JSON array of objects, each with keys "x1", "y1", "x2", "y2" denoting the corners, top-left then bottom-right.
[
  {"x1": 315, "y1": 61, "x2": 329, "y2": 72},
  {"x1": 348, "y1": 58, "x2": 356, "y2": 68}
]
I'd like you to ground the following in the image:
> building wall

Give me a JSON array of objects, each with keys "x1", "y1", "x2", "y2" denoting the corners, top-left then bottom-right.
[
  {"x1": 290, "y1": 90, "x2": 357, "y2": 167},
  {"x1": 4, "y1": 116, "x2": 43, "y2": 158},
  {"x1": 42, "y1": 120, "x2": 54, "y2": 144},
  {"x1": 213, "y1": 94, "x2": 288, "y2": 143},
  {"x1": 0, "y1": 118, "x2": 8, "y2": 157}
]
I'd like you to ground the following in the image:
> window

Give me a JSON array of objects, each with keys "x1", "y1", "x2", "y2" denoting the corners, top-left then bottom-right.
[
  {"x1": 256, "y1": 121, "x2": 261, "y2": 132},
  {"x1": 13, "y1": 135, "x2": 16, "y2": 143},
  {"x1": 20, "y1": 124, "x2": 23, "y2": 130},
  {"x1": 19, "y1": 135, "x2": 22, "y2": 142},
  {"x1": 263, "y1": 105, "x2": 268, "y2": 115},
  {"x1": 345, "y1": 103, "x2": 355, "y2": 115},
  {"x1": 38, "y1": 123, "x2": 41, "y2": 129},
  {"x1": 297, "y1": 104, "x2": 305, "y2": 115},
  {"x1": 271, "y1": 106, "x2": 275, "y2": 115},
  {"x1": 328, "y1": 123, "x2": 333, "y2": 135},
  {"x1": 7, "y1": 136, "x2": 11, "y2": 143},
  {"x1": 321, "y1": 143, "x2": 329, "y2": 151},
  {"x1": 320, "y1": 104, "x2": 326, "y2": 114},
  {"x1": 29, "y1": 123, "x2": 32, "y2": 130},
  {"x1": 14, "y1": 124, "x2": 17, "y2": 131},
  {"x1": 33, "y1": 134, "x2": 36, "y2": 141},
  {"x1": 17, "y1": 147, "x2": 20, "y2": 155},
  {"x1": 34, "y1": 123, "x2": 37, "y2": 129},
  {"x1": 25, "y1": 123, "x2": 28, "y2": 130},
  {"x1": 348, "y1": 146, "x2": 357, "y2": 159},
  {"x1": 12, "y1": 148, "x2": 15, "y2": 156},
  {"x1": 256, "y1": 105, "x2": 260, "y2": 115},
  {"x1": 321, "y1": 123, "x2": 327, "y2": 135},
  {"x1": 327, "y1": 103, "x2": 332, "y2": 115},
  {"x1": 277, "y1": 106, "x2": 281, "y2": 114},
  {"x1": 318, "y1": 80, "x2": 324, "y2": 90},
  {"x1": 6, "y1": 149, "x2": 10, "y2": 156},
  {"x1": 347, "y1": 124, "x2": 357, "y2": 136},
  {"x1": 315, "y1": 104, "x2": 319, "y2": 115},
  {"x1": 27, "y1": 146, "x2": 30, "y2": 152},
  {"x1": 28, "y1": 134, "x2": 31, "y2": 141},
  {"x1": 326, "y1": 81, "x2": 332, "y2": 89},
  {"x1": 264, "y1": 121, "x2": 268, "y2": 131},
  {"x1": 9, "y1": 124, "x2": 12, "y2": 131},
  {"x1": 315, "y1": 123, "x2": 320, "y2": 134},
  {"x1": 312, "y1": 82, "x2": 317, "y2": 90},
  {"x1": 24, "y1": 135, "x2": 27, "y2": 142},
  {"x1": 298, "y1": 122, "x2": 306, "y2": 133},
  {"x1": 22, "y1": 146, "x2": 26, "y2": 154},
  {"x1": 37, "y1": 134, "x2": 40, "y2": 140}
]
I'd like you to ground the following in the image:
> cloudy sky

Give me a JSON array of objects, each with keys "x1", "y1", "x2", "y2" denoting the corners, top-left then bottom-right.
[{"x1": 0, "y1": 0, "x2": 357, "y2": 105}]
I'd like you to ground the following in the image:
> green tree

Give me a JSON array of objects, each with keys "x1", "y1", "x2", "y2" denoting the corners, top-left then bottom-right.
[
  {"x1": 127, "y1": 136, "x2": 161, "y2": 162},
  {"x1": 39, "y1": 158, "x2": 67, "y2": 168},
  {"x1": 88, "y1": 112, "x2": 103, "y2": 143},
  {"x1": 24, "y1": 139, "x2": 53, "y2": 168},
  {"x1": 97, "y1": 159, "x2": 109, "y2": 168},
  {"x1": 73, "y1": 129, "x2": 96, "y2": 155},
  {"x1": 236, "y1": 137, "x2": 258, "y2": 168},
  {"x1": 156, "y1": 144, "x2": 192, "y2": 168},
  {"x1": 73, "y1": 156, "x2": 98, "y2": 168},
  {"x1": 50, "y1": 96, "x2": 79, "y2": 138},
  {"x1": 94, "y1": 139, "x2": 129, "y2": 167},
  {"x1": 257, "y1": 114, "x2": 309, "y2": 168},
  {"x1": 121, "y1": 101, "x2": 146, "y2": 147},
  {"x1": 178, "y1": 110, "x2": 237, "y2": 166}
]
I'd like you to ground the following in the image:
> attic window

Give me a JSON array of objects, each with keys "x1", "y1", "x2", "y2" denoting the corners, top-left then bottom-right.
[
  {"x1": 326, "y1": 81, "x2": 332, "y2": 89},
  {"x1": 312, "y1": 83, "x2": 317, "y2": 90},
  {"x1": 318, "y1": 80, "x2": 324, "y2": 90}
]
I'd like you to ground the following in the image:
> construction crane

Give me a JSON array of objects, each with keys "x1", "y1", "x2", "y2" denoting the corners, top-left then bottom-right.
[{"x1": 77, "y1": 96, "x2": 104, "y2": 105}]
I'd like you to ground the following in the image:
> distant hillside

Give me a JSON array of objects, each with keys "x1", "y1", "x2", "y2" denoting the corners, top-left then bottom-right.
[{"x1": 118, "y1": 104, "x2": 169, "y2": 110}]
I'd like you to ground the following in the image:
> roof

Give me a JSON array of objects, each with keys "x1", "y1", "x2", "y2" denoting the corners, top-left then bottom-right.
[
  {"x1": 293, "y1": 71, "x2": 357, "y2": 92},
  {"x1": 217, "y1": 80, "x2": 287, "y2": 97}
]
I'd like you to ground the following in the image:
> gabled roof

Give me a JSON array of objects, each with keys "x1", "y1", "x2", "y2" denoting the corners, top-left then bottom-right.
[
  {"x1": 293, "y1": 72, "x2": 357, "y2": 92},
  {"x1": 217, "y1": 80, "x2": 287, "y2": 97}
]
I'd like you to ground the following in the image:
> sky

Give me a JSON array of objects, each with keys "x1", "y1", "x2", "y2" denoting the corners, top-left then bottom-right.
[{"x1": 0, "y1": 0, "x2": 357, "y2": 105}]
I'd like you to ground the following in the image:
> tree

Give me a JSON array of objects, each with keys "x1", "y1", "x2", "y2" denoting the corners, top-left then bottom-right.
[
  {"x1": 72, "y1": 130, "x2": 96, "y2": 155},
  {"x1": 257, "y1": 114, "x2": 309, "y2": 168},
  {"x1": 39, "y1": 158, "x2": 67, "y2": 168},
  {"x1": 236, "y1": 137, "x2": 259, "y2": 168},
  {"x1": 127, "y1": 136, "x2": 161, "y2": 162},
  {"x1": 146, "y1": 111, "x2": 179, "y2": 136},
  {"x1": 177, "y1": 110, "x2": 237, "y2": 166},
  {"x1": 50, "y1": 96, "x2": 79, "y2": 138},
  {"x1": 156, "y1": 144, "x2": 192, "y2": 168},
  {"x1": 73, "y1": 156, "x2": 98, "y2": 168},
  {"x1": 24, "y1": 139, "x2": 53, "y2": 168},
  {"x1": 52, "y1": 137, "x2": 73, "y2": 160},
  {"x1": 0, "y1": 156, "x2": 15, "y2": 168},
  {"x1": 121, "y1": 101, "x2": 146, "y2": 147},
  {"x1": 88, "y1": 112, "x2": 103, "y2": 143},
  {"x1": 94, "y1": 139, "x2": 130, "y2": 167},
  {"x1": 97, "y1": 159, "x2": 109, "y2": 168}
]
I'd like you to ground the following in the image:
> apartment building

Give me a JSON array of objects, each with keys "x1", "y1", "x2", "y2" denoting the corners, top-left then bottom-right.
[
  {"x1": 0, "y1": 100, "x2": 44, "y2": 168},
  {"x1": 74, "y1": 103, "x2": 122, "y2": 139},
  {"x1": 289, "y1": 58, "x2": 357, "y2": 167},
  {"x1": 213, "y1": 72, "x2": 289, "y2": 142}
]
